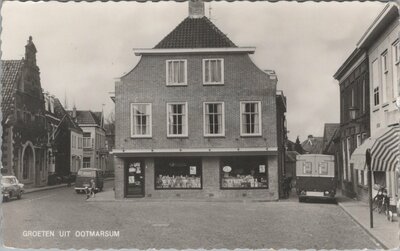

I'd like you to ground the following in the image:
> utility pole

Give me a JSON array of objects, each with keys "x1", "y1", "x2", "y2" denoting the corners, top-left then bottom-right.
[{"x1": 366, "y1": 148, "x2": 373, "y2": 228}]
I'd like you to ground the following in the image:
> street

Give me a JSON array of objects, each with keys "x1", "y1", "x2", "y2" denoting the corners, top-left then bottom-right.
[{"x1": 2, "y1": 180, "x2": 381, "y2": 250}]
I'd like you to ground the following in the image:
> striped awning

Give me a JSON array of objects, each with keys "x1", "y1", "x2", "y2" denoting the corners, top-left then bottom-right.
[
  {"x1": 370, "y1": 125, "x2": 400, "y2": 172},
  {"x1": 349, "y1": 137, "x2": 375, "y2": 170}
]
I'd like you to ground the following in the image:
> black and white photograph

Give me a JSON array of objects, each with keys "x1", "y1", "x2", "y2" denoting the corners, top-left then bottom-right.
[{"x1": 1, "y1": 0, "x2": 399, "y2": 250}]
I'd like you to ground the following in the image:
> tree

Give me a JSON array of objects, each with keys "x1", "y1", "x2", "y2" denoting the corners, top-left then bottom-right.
[{"x1": 294, "y1": 136, "x2": 304, "y2": 154}]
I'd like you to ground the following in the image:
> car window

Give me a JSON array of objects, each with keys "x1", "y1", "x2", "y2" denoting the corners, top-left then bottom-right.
[
  {"x1": 77, "y1": 170, "x2": 96, "y2": 177},
  {"x1": 2, "y1": 177, "x2": 15, "y2": 184}
]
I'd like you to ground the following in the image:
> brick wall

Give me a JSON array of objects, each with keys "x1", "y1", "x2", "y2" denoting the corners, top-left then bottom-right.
[{"x1": 115, "y1": 53, "x2": 278, "y2": 151}]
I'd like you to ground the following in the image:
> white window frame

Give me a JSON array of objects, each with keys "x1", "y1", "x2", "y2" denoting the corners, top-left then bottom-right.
[
  {"x1": 372, "y1": 59, "x2": 380, "y2": 106},
  {"x1": 240, "y1": 101, "x2": 262, "y2": 137},
  {"x1": 166, "y1": 59, "x2": 187, "y2": 86},
  {"x1": 381, "y1": 51, "x2": 388, "y2": 104},
  {"x1": 167, "y1": 102, "x2": 188, "y2": 137},
  {"x1": 130, "y1": 103, "x2": 152, "y2": 138},
  {"x1": 202, "y1": 58, "x2": 224, "y2": 85},
  {"x1": 203, "y1": 102, "x2": 225, "y2": 137},
  {"x1": 393, "y1": 40, "x2": 400, "y2": 98},
  {"x1": 346, "y1": 137, "x2": 351, "y2": 180}
]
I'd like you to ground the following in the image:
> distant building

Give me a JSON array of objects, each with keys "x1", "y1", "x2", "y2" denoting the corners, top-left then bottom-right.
[
  {"x1": 301, "y1": 135, "x2": 324, "y2": 154},
  {"x1": 43, "y1": 94, "x2": 84, "y2": 178},
  {"x1": 113, "y1": 1, "x2": 287, "y2": 199},
  {"x1": 1, "y1": 37, "x2": 49, "y2": 187},
  {"x1": 68, "y1": 109, "x2": 108, "y2": 172}
]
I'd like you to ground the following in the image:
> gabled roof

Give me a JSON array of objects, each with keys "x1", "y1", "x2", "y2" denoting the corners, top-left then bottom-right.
[
  {"x1": 68, "y1": 110, "x2": 102, "y2": 127},
  {"x1": 53, "y1": 98, "x2": 82, "y2": 132},
  {"x1": 323, "y1": 123, "x2": 340, "y2": 154},
  {"x1": 301, "y1": 136, "x2": 324, "y2": 154},
  {"x1": 1, "y1": 60, "x2": 23, "y2": 123},
  {"x1": 154, "y1": 16, "x2": 237, "y2": 49}
]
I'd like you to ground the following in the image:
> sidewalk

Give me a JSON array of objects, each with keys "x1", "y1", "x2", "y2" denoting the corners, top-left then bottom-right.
[
  {"x1": 23, "y1": 177, "x2": 114, "y2": 194},
  {"x1": 337, "y1": 195, "x2": 399, "y2": 249}
]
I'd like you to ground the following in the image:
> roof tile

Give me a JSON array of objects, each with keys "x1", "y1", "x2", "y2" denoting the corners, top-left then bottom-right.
[{"x1": 1, "y1": 60, "x2": 23, "y2": 122}]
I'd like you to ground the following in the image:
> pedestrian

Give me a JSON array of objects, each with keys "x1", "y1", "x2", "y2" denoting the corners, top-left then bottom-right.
[{"x1": 86, "y1": 179, "x2": 96, "y2": 200}]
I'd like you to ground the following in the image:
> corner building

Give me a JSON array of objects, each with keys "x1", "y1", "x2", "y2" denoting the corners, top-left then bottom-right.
[{"x1": 113, "y1": 1, "x2": 286, "y2": 199}]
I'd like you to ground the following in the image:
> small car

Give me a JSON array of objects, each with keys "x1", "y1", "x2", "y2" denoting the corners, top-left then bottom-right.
[
  {"x1": 1, "y1": 176, "x2": 24, "y2": 202},
  {"x1": 74, "y1": 168, "x2": 104, "y2": 194}
]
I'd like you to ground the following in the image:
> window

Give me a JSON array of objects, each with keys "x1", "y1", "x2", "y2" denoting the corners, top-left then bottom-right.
[
  {"x1": 240, "y1": 101, "x2": 262, "y2": 136},
  {"x1": 131, "y1": 103, "x2": 152, "y2": 138},
  {"x1": 346, "y1": 137, "x2": 351, "y2": 180},
  {"x1": 372, "y1": 59, "x2": 380, "y2": 106},
  {"x1": 393, "y1": 41, "x2": 400, "y2": 98},
  {"x1": 203, "y1": 59, "x2": 224, "y2": 85},
  {"x1": 166, "y1": 60, "x2": 187, "y2": 86},
  {"x1": 319, "y1": 162, "x2": 329, "y2": 176},
  {"x1": 220, "y1": 156, "x2": 268, "y2": 189},
  {"x1": 303, "y1": 162, "x2": 312, "y2": 175},
  {"x1": 83, "y1": 157, "x2": 91, "y2": 168},
  {"x1": 83, "y1": 132, "x2": 92, "y2": 148},
  {"x1": 381, "y1": 51, "x2": 388, "y2": 103},
  {"x1": 356, "y1": 134, "x2": 361, "y2": 147},
  {"x1": 155, "y1": 157, "x2": 202, "y2": 189},
  {"x1": 362, "y1": 133, "x2": 368, "y2": 143},
  {"x1": 167, "y1": 103, "x2": 188, "y2": 137},
  {"x1": 357, "y1": 170, "x2": 364, "y2": 186},
  {"x1": 362, "y1": 79, "x2": 366, "y2": 113},
  {"x1": 342, "y1": 140, "x2": 347, "y2": 181},
  {"x1": 203, "y1": 102, "x2": 225, "y2": 136}
]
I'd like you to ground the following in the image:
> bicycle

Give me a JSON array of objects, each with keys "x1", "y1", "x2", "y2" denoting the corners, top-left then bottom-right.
[{"x1": 84, "y1": 185, "x2": 95, "y2": 200}]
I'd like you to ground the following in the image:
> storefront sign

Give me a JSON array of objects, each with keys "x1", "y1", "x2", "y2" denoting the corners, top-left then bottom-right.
[
  {"x1": 259, "y1": 165, "x2": 266, "y2": 173},
  {"x1": 128, "y1": 176, "x2": 135, "y2": 184},
  {"x1": 223, "y1": 166, "x2": 232, "y2": 173},
  {"x1": 190, "y1": 166, "x2": 196, "y2": 175}
]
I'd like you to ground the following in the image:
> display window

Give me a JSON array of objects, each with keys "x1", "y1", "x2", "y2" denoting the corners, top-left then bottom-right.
[
  {"x1": 155, "y1": 157, "x2": 202, "y2": 189},
  {"x1": 220, "y1": 156, "x2": 268, "y2": 189}
]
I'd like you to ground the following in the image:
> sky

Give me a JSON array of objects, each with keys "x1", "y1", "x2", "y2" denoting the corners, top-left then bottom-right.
[{"x1": 1, "y1": 1, "x2": 386, "y2": 142}]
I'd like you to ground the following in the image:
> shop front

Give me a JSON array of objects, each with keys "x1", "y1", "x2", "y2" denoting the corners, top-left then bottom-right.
[{"x1": 114, "y1": 150, "x2": 279, "y2": 200}]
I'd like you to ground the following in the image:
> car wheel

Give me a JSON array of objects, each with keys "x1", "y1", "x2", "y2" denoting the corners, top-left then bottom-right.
[
  {"x1": 298, "y1": 197, "x2": 303, "y2": 202},
  {"x1": 17, "y1": 191, "x2": 22, "y2": 200}
]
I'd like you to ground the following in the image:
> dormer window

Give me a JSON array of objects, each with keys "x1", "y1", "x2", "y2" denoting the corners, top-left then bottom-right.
[
  {"x1": 203, "y1": 59, "x2": 224, "y2": 85},
  {"x1": 166, "y1": 60, "x2": 187, "y2": 86}
]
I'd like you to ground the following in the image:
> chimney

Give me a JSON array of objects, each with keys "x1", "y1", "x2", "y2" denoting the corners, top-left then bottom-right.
[{"x1": 189, "y1": 0, "x2": 205, "y2": 18}]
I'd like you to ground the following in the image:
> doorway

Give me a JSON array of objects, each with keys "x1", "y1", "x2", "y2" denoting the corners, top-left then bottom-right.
[{"x1": 125, "y1": 159, "x2": 145, "y2": 197}]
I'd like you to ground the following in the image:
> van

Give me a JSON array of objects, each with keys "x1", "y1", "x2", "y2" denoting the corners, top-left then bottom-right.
[{"x1": 74, "y1": 168, "x2": 104, "y2": 193}]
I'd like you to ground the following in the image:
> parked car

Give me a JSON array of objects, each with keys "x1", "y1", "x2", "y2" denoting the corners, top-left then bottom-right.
[
  {"x1": 74, "y1": 168, "x2": 104, "y2": 193},
  {"x1": 1, "y1": 176, "x2": 24, "y2": 202}
]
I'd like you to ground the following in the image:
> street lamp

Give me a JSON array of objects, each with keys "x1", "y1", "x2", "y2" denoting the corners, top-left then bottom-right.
[{"x1": 348, "y1": 106, "x2": 358, "y2": 121}]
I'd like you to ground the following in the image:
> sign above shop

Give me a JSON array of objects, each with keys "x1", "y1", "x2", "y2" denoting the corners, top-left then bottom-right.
[{"x1": 223, "y1": 166, "x2": 232, "y2": 173}]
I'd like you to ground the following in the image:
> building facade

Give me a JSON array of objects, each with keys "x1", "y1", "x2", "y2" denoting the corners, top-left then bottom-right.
[
  {"x1": 1, "y1": 37, "x2": 49, "y2": 187},
  {"x1": 68, "y1": 109, "x2": 108, "y2": 172},
  {"x1": 113, "y1": 1, "x2": 286, "y2": 199},
  {"x1": 334, "y1": 49, "x2": 370, "y2": 200}
]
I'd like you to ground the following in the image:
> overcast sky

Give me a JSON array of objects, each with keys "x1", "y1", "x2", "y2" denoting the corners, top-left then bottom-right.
[{"x1": 1, "y1": 1, "x2": 385, "y2": 141}]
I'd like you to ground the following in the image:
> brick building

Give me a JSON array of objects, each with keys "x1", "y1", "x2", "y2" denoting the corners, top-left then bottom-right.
[
  {"x1": 113, "y1": 1, "x2": 286, "y2": 199},
  {"x1": 1, "y1": 37, "x2": 49, "y2": 187}
]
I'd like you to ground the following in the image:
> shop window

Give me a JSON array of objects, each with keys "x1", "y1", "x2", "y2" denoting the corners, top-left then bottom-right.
[
  {"x1": 240, "y1": 101, "x2": 262, "y2": 136},
  {"x1": 220, "y1": 156, "x2": 268, "y2": 189},
  {"x1": 318, "y1": 162, "x2": 328, "y2": 175},
  {"x1": 155, "y1": 157, "x2": 202, "y2": 189},
  {"x1": 203, "y1": 102, "x2": 224, "y2": 136},
  {"x1": 166, "y1": 60, "x2": 187, "y2": 86},
  {"x1": 203, "y1": 58, "x2": 224, "y2": 85}
]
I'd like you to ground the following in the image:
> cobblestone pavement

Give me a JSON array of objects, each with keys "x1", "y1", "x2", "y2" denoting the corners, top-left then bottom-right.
[{"x1": 2, "y1": 182, "x2": 381, "y2": 250}]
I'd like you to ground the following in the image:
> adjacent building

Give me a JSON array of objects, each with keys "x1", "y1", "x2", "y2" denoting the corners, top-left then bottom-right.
[
  {"x1": 334, "y1": 3, "x2": 400, "y2": 209},
  {"x1": 68, "y1": 109, "x2": 108, "y2": 172},
  {"x1": 1, "y1": 37, "x2": 49, "y2": 187},
  {"x1": 334, "y1": 48, "x2": 370, "y2": 200},
  {"x1": 113, "y1": 1, "x2": 287, "y2": 199}
]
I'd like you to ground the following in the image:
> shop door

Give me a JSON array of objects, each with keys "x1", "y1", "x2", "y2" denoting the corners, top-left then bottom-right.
[{"x1": 126, "y1": 160, "x2": 145, "y2": 197}]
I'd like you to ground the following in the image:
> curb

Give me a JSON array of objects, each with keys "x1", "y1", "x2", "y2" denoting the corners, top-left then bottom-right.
[
  {"x1": 338, "y1": 201, "x2": 388, "y2": 249},
  {"x1": 24, "y1": 178, "x2": 114, "y2": 194}
]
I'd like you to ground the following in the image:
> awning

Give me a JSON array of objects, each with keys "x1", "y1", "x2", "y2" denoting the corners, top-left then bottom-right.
[
  {"x1": 349, "y1": 137, "x2": 375, "y2": 170},
  {"x1": 371, "y1": 125, "x2": 400, "y2": 172},
  {"x1": 349, "y1": 124, "x2": 400, "y2": 171}
]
